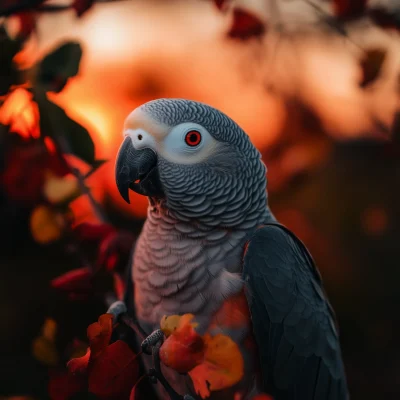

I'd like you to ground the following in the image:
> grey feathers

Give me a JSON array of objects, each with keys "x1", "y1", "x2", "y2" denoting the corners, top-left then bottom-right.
[{"x1": 243, "y1": 224, "x2": 348, "y2": 400}]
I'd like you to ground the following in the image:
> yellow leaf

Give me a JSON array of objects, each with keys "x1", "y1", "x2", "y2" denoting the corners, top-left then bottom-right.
[
  {"x1": 32, "y1": 318, "x2": 59, "y2": 366},
  {"x1": 32, "y1": 337, "x2": 59, "y2": 366},
  {"x1": 30, "y1": 205, "x2": 66, "y2": 244},
  {"x1": 42, "y1": 318, "x2": 57, "y2": 342},
  {"x1": 43, "y1": 173, "x2": 81, "y2": 205},
  {"x1": 160, "y1": 313, "x2": 198, "y2": 337},
  {"x1": 189, "y1": 333, "x2": 244, "y2": 399}
]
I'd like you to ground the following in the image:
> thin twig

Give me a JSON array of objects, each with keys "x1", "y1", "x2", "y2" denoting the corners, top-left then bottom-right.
[
  {"x1": 120, "y1": 313, "x2": 148, "y2": 341},
  {"x1": 71, "y1": 166, "x2": 108, "y2": 223},
  {"x1": 302, "y1": 0, "x2": 366, "y2": 52},
  {"x1": 150, "y1": 342, "x2": 187, "y2": 400}
]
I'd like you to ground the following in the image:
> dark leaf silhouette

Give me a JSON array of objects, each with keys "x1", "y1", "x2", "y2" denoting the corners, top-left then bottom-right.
[
  {"x1": 0, "y1": 0, "x2": 44, "y2": 16},
  {"x1": 38, "y1": 41, "x2": 82, "y2": 92},
  {"x1": 35, "y1": 91, "x2": 96, "y2": 165},
  {"x1": 369, "y1": 7, "x2": 400, "y2": 30},
  {"x1": 0, "y1": 124, "x2": 10, "y2": 170},
  {"x1": 0, "y1": 26, "x2": 23, "y2": 94},
  {"x1": 228, "y1": 8, "x2": 265, "y2": 40},
  {"x1": 84, "y1": 159, "x2": 108, "y2": 179},
  {"x1": 73, "y1": 0, "x2": 95, "y2": 17},
  {"x1": 333, "y1": 0, "x2": 367, "y2": 20},
  {"x1": 359, "y1": 49, "x2": 387, "y2": 88}
]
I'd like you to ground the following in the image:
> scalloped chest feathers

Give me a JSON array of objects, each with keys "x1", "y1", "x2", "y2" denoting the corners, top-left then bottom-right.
[{"x1": 131, "y1": 210, "x2": 251, "y2": 332}]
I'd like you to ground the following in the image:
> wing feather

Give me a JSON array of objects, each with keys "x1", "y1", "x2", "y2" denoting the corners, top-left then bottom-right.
[{"x1": 243, "y1": 224, "x2": 348, "y2": 400}]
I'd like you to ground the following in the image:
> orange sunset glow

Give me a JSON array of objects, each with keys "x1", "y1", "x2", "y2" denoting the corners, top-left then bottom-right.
[{"x1": 7, "y1": 0, "x2": 400, "y2": 219}]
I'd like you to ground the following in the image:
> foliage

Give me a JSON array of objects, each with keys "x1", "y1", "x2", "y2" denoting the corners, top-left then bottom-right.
[
  {"x1": 160, "y1": 314, "x2": 244, "y2": 399},
  {"x1": 66, "y1": 314, "x2": 140, "y2": 400}
]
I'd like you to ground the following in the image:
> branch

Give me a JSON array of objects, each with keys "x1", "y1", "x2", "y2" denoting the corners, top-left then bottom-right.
[
  {"x1": 301, "y1": 0, "x2": 366, "y2": 52},
  {"x1": 0, "y1": 0, "x2": 131, "y2": 17}
]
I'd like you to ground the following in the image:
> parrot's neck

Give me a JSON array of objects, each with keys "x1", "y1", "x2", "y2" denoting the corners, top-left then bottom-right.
[{"x1": 132, "y1": 200, "x2": 274, "y2": 333}]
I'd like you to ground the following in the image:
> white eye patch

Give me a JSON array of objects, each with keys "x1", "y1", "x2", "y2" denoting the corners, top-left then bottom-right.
[
  {"x1": 124, "y1": 128, "x2": 157, "y2": 150},
  {"x1": 160, "y1": 122, "x2": 217, "y2": 165}
]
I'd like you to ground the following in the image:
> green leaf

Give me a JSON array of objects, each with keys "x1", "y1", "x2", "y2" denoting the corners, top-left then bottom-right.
[
  {"x1": 37, "y1": 41, "x2": 82, "y2": 93},
  {"x1": 34, "y1": 89, "x2": 95, "y2": 165}
]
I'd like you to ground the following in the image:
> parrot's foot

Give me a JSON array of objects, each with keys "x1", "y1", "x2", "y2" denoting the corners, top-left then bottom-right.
[
  {"x1": 141, "y1": 329, "x2": 164, "y2": 355},
  {"x1": 106, "y1": 300, "x2": 127, "y2": 322}
]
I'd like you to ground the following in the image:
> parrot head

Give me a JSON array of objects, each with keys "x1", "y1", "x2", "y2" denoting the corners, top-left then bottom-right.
[{"x1": 115, "y1": 99, "x2": 267, "y2": 224}]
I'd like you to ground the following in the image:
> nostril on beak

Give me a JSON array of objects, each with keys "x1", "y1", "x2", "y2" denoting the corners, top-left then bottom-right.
[{"x1": 138, "y1": 134, "x2": 143, "y2": 140}]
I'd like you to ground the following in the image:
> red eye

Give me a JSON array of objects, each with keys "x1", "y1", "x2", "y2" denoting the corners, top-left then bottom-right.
[{"x1": 185, "y1": 130, "x2": 202, "y2": 147}]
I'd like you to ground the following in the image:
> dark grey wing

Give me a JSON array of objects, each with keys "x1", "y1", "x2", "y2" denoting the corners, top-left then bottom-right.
[{"x1": 243, "y1": 224, "x2": 348, "y2": 400}]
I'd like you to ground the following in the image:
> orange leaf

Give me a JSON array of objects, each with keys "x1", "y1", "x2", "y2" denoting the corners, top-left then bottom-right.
[
  {"x1": 160, "y1": 314, "x2": 205, "y2": 373},
  {"x1": 87, "y1": 313, "x2": 113, "y2": 358},
  {"x1": 189, "y1": 333, "x2": 244, "y2": 399}
]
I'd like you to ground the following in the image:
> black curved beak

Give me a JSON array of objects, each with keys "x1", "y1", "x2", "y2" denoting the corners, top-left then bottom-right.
[{"x1": 115, "y1": 137, "x2": 164, "y2": 203}]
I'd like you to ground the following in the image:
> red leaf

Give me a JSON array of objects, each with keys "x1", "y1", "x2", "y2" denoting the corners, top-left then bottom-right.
[
  {"x1": 51, "y1": 267, "x2": 93, "y2": 292},
  {"x1": 251, "y1": 395, "x2": 274, "y2": 400},
  {"x1": 74, "y1": 222, "x2": 116, "y2": 243},
  {"x1": 213, "y1": 0, "x2": 228, "y2": 11},
  {"x1": 97, "y1": 231, "x2": 135, "y2": 273},
  {"x1": 73, "y1": 0, "x2": 94, "y2": 17},
  {"x1": 88, "y1": 340, "x2": 140, "y2": 400},
  {"x1": 48, "y1": 368, "x2": 87, "y2": 400},
  {"x1": 228, "y1": 8, "x2": 265, "y2": 39},
  {"x1": 48, "y1": 153, "x2": 71, "y2": 177},
  {"x1": 15, "y1": 11, "x2": 36, "y2": 40},
  {"x1": 87, "y1": 314, "x2": 113, "y2": 359},
  {"x1": 0, "y1": 138, "x2": 70, "y2": 205},
  {"x1": 68, "y1": 348, "x2": 91, "y2": 377},
  {"x1": 333, "y1": 0, "x2": 368, "y2": 20},
  {"x1": 1, "y1": 141, "x2": 47, "y2": 204},
  {"x1": 129, "y1": 375, "x2": 147, "y2": 400}
]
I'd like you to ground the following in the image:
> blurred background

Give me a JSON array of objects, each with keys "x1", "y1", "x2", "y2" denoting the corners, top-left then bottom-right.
[{"x1": 0, "y1": 0, "x2": 400, "y2": 399}]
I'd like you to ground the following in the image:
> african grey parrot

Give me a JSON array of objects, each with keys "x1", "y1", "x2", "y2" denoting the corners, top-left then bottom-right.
[{"x1": 114, "y1": 99, "x2": 349, "y2": 400}]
